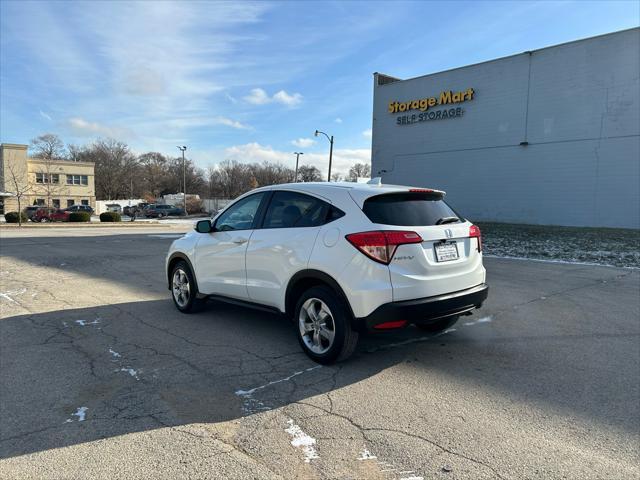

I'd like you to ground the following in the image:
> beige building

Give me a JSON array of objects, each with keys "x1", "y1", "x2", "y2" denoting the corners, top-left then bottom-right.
[{"x1": 0, "y1": 143, "x2": 96, "y2": 214}]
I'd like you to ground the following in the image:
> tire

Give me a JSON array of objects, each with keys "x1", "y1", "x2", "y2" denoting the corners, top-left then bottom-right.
[
  {"x1": 170, "y1": 261, "x2": 205, "y2": 313},
  {"x1": 415, "y1": 315, "x2": 459, "y2": 333},
  {"x1": 295, "y1": 285, "x2": 359, "y2": 364}
]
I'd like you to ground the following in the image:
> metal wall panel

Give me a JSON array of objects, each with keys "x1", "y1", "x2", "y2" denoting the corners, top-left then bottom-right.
[{"x1": 372, "y1": 28, "x2": 640, "y2": 228}]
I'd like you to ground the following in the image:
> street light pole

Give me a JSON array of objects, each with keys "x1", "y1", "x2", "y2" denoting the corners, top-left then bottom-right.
[
  {"x1": 293, "y1": 152, "x2": 303, "y2": 182},
  {"x1": 314, "y1": 130, "x2": 334, "y2": 182},
  {"x1": 177, "y1": 146, "x2": 187, "y2": 215}
]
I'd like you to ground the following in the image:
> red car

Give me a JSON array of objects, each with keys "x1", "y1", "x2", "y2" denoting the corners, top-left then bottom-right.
[{"x1": 34, "y1": 207, "x2": 70, "y2": 222}]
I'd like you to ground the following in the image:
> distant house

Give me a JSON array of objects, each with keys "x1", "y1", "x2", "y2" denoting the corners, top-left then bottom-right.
[{"x1": 0, "y1": 143, "x2": 96, "y2": 214}]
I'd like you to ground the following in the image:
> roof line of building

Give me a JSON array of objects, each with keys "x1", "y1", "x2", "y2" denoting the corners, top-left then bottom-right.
[{"x1": 374, "y1": 26, "x2": 639, "y2": 86}]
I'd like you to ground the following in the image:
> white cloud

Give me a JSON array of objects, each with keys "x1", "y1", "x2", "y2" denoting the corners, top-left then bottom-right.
[
  {"x1": 290, "y1": 138, "x2": 316, "y2": 148},
  {"x1": 214, "y1": 117, "x2": 252, "y2": 130},
  {"x1": 334, "y1": 117, "x2": 343, "y2": 123},
  {"x1": 166, "y1": 116, "x2": 251, "y2": 130},
  {"x1": 39, "y1": 110, "x2": 52, "y2": 121},
  {"x1": 244, "y1": 88, "x2": 303, "y2": 107},
  {"x1": 244, "y1": 88, "x2": 271, "y2": 105},
  {"x1": 67, "y1": 117, "x2": 133, "y2": 139},
  {"x1": 273, "y1": 90, "x2": 302, "y2": 107},
  {"x1": 362, "y1": 129, "x2": 372, "y2": 138},
  {"x1": 223, "y1": 142, "x2": 370, "y2": 178}
]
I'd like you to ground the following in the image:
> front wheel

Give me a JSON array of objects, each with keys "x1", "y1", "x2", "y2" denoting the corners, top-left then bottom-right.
[
  {"x1": 295, "y1": 286, "x2": 359, "y2": 364},
  {"x1": 171, "y1": 261, "x2": 205, "y2": 313},
  {"x1": 415, "y1": 315, "x2": 459, "y2": 333}
]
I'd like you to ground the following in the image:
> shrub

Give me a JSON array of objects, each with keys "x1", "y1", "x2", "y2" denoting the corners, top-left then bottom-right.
[
  {"x1": 100, "y1": 212, "x2": 121, "y2": 222},
  {"x1": 4, "y1": 211, "x2": 27, "y2": 223},
  {"x1": 69, "y1": 211, "x2": 91, "y2": 222}
]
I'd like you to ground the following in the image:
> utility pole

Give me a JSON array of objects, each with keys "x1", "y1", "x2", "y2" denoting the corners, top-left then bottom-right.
[
  {"x1": 314, "y1": 130, "x2": 334, "y2": 181},
  {"x1": 293, "y1": 152, "x2": 303, "y2": 182},
  {"x1": 177, "y1": 146, "x2": 187, "y2": 215}
]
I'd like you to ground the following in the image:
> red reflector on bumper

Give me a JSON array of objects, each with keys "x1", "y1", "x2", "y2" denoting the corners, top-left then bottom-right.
[{"x1": 374, "y1": 320, "x2": 408, "y2": 330}]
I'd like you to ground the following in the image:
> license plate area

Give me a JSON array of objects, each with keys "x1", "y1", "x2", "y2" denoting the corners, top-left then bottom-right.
[{"x1": 434, "y1": 240, "x2": 459, "y2": 262}]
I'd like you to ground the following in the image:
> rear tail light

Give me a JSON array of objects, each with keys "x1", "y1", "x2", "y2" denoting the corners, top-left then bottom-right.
[
  {"x1": 469, "y1": 224, "x2": 482, "y2": 252},
  {"x1": 345, "y1": 230, "x2": 423, "y2": 264}
]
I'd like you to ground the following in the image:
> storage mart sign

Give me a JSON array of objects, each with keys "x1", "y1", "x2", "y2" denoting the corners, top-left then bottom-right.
[{"x1": 389, "y1": 88, "x2": 474, "y2": 126}]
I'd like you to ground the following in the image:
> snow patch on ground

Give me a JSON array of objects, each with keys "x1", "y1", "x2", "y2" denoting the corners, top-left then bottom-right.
[
  {"x1": 66, "y1": 406, "x2": 87, "y2": 422},
  {"x1": 285, "y1": 419, "x2": 319, "y2": 463},
  {"x1": 0, "y1": 288, "x2": 27, "y2": 303},
  {"x1": 235, "y1": 366, "x2": 322, "y2": 415},
  {"x1": 357, "y1": 448, "x2": 377, "y2": 460},
  {"x1": 463, "y1": 315, "x2": 493, "y2": 327},
  {"x1": 109, "y1": 348, "x2": 121, "y2": 358},
  {"x1": 75, "y1": 319, "x2": 100, "y2": 326},
  {"x1": 235, "y1": 366, "x2": 321, "y2": 397},
  {"x1": 118, "y1": 367, "x2": 140, "y2": 380}
]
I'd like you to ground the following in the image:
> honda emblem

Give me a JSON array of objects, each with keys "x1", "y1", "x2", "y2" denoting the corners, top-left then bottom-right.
[{"x1": 445, "y1": 229, "x2": 453, "y2": 238}]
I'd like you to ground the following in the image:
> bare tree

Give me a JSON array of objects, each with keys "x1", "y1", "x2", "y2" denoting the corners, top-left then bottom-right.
[
  {"x1": 331, "y1": 172, "x2": 344, "y2": 182},
  {"x1": 30, "y1": 134, "x2": 66, "y2": 160},
  {"x1": 297, "y1": 164, "x2": 322, "y2": 182},
  {"x1": 5, "y1": 161, "x2": 32, "y2": 226},
  {"x1": 85, "y1": 138, "x2": 137, "y2": 200},
  {"x1": 139, "y1": 152, "x2": 168, "y2": 199},
  {"x1": 347, "y1": 163, "x2": 371, "y2": 182}
]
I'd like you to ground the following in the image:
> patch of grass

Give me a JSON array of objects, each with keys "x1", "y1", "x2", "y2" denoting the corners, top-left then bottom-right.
[{"x1": 476, "y1": 222, "x2": 640, "y2": 268}]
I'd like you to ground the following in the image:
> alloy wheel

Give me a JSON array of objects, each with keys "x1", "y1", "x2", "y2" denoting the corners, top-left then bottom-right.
[
  {"x1": 299, "y1": 298, "x2": 336, "y2": 354},
  {"x1": 172, "y1": 268, "x2": 190, "y2": 308}
]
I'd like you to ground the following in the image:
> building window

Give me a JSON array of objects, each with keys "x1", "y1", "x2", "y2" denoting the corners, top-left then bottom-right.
[
  {"x1": 67, "y1": 175, "x2": 89, "y2": 185},
  {"x1": 81, "y1": 199, "x2": 89, "y2": 206},
  {"x1": 66, "y1": 174, "x2": 89, "y2": 185},
  {"x1": 52, "y1": 199, "x2": 60, "y2": 208},
  {"x1": 35, "y1": 173, "x2": 60, "y2": 184},
  {"x1": 67, "y1": 199, "x2": 74, "y2": 207},
  {"x1": 36, "y1": 199, "x2": 45, "y2": 206}
]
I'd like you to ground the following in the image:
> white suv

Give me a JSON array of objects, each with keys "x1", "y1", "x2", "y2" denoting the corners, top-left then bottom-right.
[{"x1": 166, "y1": 180, "x2": 488, "y2": 363}]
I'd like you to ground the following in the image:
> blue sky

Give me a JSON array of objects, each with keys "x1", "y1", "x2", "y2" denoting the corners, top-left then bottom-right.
[{"x1": 1, "y1": 0, "x2": 638, "y2": 176}]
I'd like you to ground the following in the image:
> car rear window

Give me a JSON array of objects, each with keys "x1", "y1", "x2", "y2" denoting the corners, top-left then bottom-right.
[{"x1": 362, "y1": 192, "x2": 462, "y2": 226}]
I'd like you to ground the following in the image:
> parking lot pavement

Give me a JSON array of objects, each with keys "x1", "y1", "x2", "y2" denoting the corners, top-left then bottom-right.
[{"x1": 1, "y1": 227, "x2": 638, "y2": 480}]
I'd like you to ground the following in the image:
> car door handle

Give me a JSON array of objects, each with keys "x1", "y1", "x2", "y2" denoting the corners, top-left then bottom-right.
[{"x1": 232, "y1": 237, "x2": 248, "y2": 244}]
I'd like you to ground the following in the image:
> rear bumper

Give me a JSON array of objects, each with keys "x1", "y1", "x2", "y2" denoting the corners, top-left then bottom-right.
[{"x1": 353, "y1": 283, "x2": 488, "y2": 332}]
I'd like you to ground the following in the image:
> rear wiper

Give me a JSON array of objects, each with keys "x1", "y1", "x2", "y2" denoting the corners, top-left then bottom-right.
[{"x1": 435, "y1": 216, "x2": 460, "y2": 225}]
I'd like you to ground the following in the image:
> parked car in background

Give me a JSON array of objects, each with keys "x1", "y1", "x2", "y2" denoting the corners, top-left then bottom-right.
[
  {"x1": 65, "y1": 204, "x2": 94, "y2": 214},
  {"x1": 123, "y1": 202, "x2": 150, "y2": 217},
  {"x1": 24, "y1": 206, "x2": 40, "y2": 221},
  {"x1": 144, "y1": 204, "x2": 184, "y2": 218},
  {"x1": 34, "y1": 207, "x2": 70, "y2": 222},
  {"x1": 105, "y1": 204, "x2": 122, "y2": 213},
  {"x1": 166, "y1": 180, "x2": 488, "y2": 363}
]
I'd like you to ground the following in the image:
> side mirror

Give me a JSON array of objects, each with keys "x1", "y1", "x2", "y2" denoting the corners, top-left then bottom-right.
[{"x1": 195, "y1": 219, "x2": 213, "y2": 233}]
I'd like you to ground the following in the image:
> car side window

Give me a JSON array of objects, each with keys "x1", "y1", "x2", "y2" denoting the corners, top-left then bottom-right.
[
  {"x1": 215, "y1": 193, "x2": 265, "y2": 231},
  {"x1": 262, "y1": 191, "x2": 330, "y2": 229}
]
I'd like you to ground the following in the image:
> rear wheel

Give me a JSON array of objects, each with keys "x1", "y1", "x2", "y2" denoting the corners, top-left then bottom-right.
[
  {"x1": 295, "y1": 286, "x2": 358, "y2": 364},
  {"x1": 415, "y1": 315, "x2": 459, "y2": 333},
  {"x1": 171, "y1": 261, "x2": 205, "y2": 313}
]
